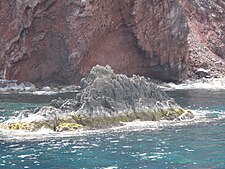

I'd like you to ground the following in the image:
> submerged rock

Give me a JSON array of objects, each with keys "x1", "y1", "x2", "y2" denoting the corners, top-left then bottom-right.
[{"x1": 0, "y1": 65, "x2": 194, "y2": 131}]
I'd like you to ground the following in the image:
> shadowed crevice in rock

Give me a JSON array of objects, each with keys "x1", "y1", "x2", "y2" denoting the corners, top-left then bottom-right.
[{"x1": 0, "y1": 65, "x2": 194, "y2": 131}]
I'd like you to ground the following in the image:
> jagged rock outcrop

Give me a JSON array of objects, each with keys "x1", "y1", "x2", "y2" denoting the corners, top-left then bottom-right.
[
  {"x1": 0, "y1": 0, "x2": 189, "y2": 85},
  {"x1": 180, "y1": 0, "x2": 225, "y2": 78},
  {"x1": 0, "y1": 65, "x2": 193, "y2": 131}
]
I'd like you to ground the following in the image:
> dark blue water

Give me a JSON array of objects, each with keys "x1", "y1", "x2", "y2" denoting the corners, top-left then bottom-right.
[{"x1": 0, "y1": 90, "x2": 225, "y2": 169}]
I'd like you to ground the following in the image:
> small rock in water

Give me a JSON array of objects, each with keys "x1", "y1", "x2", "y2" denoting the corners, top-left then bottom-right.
[
  {"x1": 195, "y1": 68, "x2": 210, "y2": 78},
  {"x1": 176, "y1": 110, "x2": 195, "y2": 121},
  {"x1": 42, "y1": 86, "x2": 51, "y2": 91},
  {"x1": 0, "y1": 79, "x2": 37, "y2": 92}
]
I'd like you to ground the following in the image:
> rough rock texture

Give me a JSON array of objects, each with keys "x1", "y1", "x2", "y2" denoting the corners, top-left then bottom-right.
[
  {"x1": 0, "y1": 65, "x2": 193, "y2": 131},
  {"x1": 180, "y1": 0, "x2": 225, "y2": 78},
  {"x1": 0, "y1": 0, "x2": 189, "y2": 85},
  {"x1": 0, "y1": 79, "x2": 36, "y2": 92}
]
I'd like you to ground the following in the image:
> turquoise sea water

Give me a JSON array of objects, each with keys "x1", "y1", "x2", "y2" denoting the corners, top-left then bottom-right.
[{"x1": 0, "y1": 90, "x2": 225, "y2": 169}]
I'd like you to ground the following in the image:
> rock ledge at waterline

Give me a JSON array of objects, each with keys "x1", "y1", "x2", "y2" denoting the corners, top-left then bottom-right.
[{"x1": 0, "y1": 65, "x2": 194, "y2": 132}]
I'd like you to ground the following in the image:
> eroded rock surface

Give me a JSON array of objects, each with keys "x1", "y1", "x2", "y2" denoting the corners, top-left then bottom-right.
[
  {"x1": 0, "y1": 65, "x2": 193, "y2": 131},
  {"x1": 180, "y1": 0, "x2": 225, "y2": 78},
  {"x1": 1, "y1": 0, "x2": 225, "y2": 84},
  {"x1": 0, "y1": 0, "x2": 189, "y2": 85}
]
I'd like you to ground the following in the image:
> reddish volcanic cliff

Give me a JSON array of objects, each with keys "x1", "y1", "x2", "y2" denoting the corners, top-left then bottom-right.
[
  {"x1": 181, "y1": 0, "x2": 225, "y2": 78},
  {"x1": 1, "y1": 0, "x2": 225, "y2": 85},
  {"x1": 0, "y1": 0, "x2": 189, "y2": 85}
]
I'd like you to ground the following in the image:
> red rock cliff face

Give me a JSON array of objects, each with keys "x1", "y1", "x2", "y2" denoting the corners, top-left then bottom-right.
[
  {"x1": 0, "y1": 0, "x2": 189, "y2": 85},
  {"x1": 181, "y1": 0, "x2": 225, "y2": 77}
]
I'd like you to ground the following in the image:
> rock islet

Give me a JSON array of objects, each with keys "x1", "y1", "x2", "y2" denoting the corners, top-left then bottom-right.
[{"x1": 0, "y1": 65, "x2": 194, "y2": 132}]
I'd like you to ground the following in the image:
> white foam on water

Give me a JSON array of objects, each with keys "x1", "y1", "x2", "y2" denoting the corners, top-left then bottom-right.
[
  {"x1": 17, "y1": 154, "x2": 35, "y2": 159},
  {"x1": 1, "y1": 109, "x2": 224, "y2": 141},
  {"x1": 104, "y1": 166, "x2": 118, "y2": 169},
  {"x1": 5, "y1": 114, "x2": 46, "y2": 123},
  {"x1": 31, "y1": 91, "x2": 58, "y2": 95},
  {"x1": 161, "y1": 78, "x2": 225, "y2": 91}
]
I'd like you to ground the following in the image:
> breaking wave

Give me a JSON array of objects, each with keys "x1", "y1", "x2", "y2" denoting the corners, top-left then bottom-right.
[{"x1": 161, "y1": 78, "x2": 225, "y2": 90}]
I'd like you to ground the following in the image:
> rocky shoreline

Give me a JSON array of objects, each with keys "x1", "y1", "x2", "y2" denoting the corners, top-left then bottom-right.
[
  {"x1": 1, "y1": 74, "x2": 225, "y2": 94},
  {"x1": 160, "y1": 77, "x2": 225, "y2": 91},
  {"x1": 0, "y1": 65, "x2": 194, "y2": 132},
  {"x1": 0, "y1": 79, "x2": 82, "y2": 94}
]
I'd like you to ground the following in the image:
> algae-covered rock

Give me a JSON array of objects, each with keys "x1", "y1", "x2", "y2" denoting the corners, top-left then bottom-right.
[
  {"x1": 0, "y1": 65, "x2": 194, "y2": 131},
  {"x1": 56, "y1": 123, "x2": 82, "y2": 132}
]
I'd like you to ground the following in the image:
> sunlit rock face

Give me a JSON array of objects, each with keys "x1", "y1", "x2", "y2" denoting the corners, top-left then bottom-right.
[
  {"x1": 180, "y1": 0, "x2": 225, "y2": 78},
  {"x1": 0, "y1": 0, "x2": 189, "y2": 85},
  {"x1": 0, "y1": 65, "x2": 193, "y2": 131}
]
